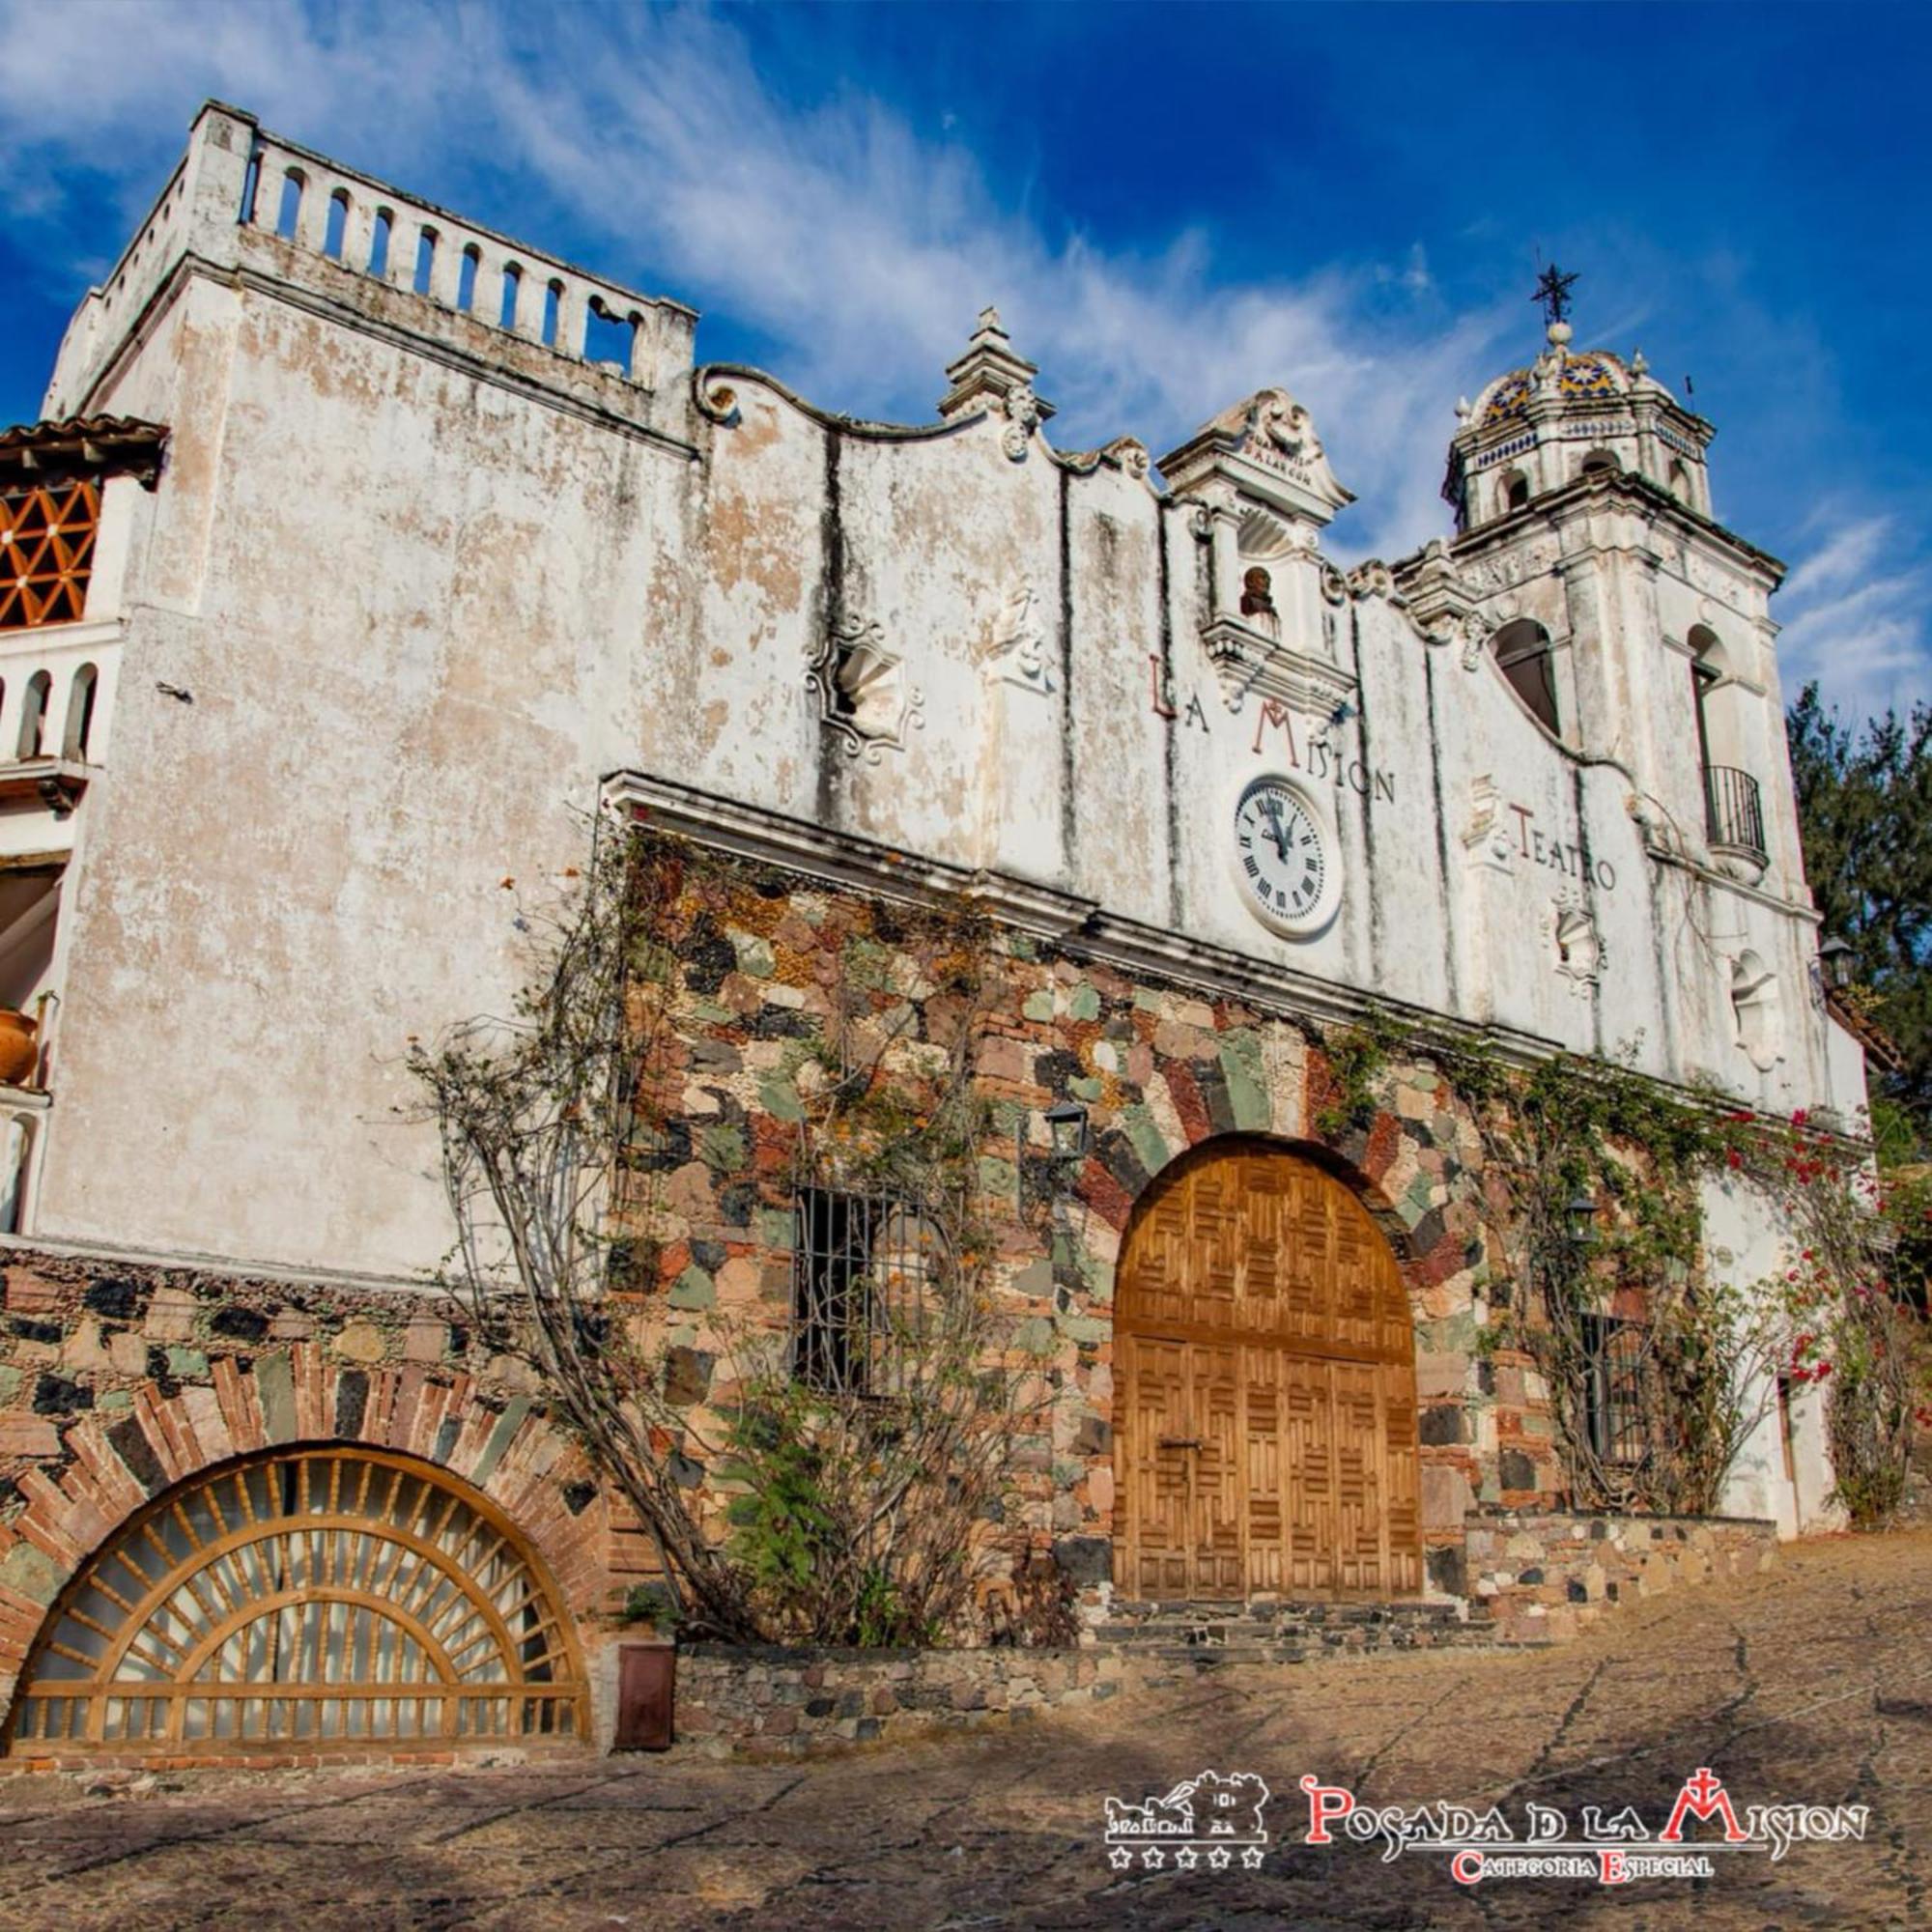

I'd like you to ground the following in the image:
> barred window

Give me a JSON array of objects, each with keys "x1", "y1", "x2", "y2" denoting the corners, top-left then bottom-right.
[
  {"x1": 791, "y1": 1187, "x2": 944, "y2": 1397},
  {"x1": 0, "y1": 480, "x2": 99, "y2": 631},
  {"x1": 1581, "y1": 1314, "x2": 1650, "y2": 1466}
]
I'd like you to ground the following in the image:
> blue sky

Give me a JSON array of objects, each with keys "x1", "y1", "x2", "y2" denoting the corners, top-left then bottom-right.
[{"x1": 2, "y1": 0, "x2": 1926, "y2": 722}]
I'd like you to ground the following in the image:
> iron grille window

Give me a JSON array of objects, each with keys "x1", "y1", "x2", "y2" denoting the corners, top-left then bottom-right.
[
  {"x1": 791, "y1": 1186, "x2": 941, "y2": 1397},
  {"x1": 1581, "y1": 1314, "x2": 1651, "y2": 1467}
]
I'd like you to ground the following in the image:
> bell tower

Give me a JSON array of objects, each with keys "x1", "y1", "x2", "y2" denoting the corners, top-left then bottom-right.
[
  {"x1": 1426, "y1": 269, "x2": 1795, "y2": 895},
  {"x1": 1445, "y1": 266, "x2": 1718, "y2": 535}
]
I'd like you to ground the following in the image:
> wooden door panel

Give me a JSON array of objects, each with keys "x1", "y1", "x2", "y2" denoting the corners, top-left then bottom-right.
[
  {"x1": 1242, "y1": 1349, "x2": 1285, "y2": 1597},
  {"x1": 1121, "y1": 1334, "x2": 1193, "y2": 1598},
  {"x1": 1117, "y1": 1145, "x2": 1423, "y2": 1602},
  {"x1": 1191, "y1": 1344, "x2": 1243, "y2": 1598}
]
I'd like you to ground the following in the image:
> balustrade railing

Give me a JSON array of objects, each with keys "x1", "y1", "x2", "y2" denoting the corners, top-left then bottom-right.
[
  {"x1": 242, "y1": 130, "x2": 690, "y2": 390},
  {"x1": 47, "y1": 106, "x2": 694, "y2": 416},
  {"x1": 1704, "y1": 763, "x2": 1767, "y2": 861}
]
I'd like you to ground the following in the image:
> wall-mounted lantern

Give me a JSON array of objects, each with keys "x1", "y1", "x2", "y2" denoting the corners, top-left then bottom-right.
[
  {"x1": 1818, "y1": 936, "x2": 1855, "y2": 993},
  {"x1": 1563, "y1": 1190, "x2": 1600, "y2": 1250},
  {"x1": 1044, "y1": 1100, "x2": 1091, "y2": 1164}
]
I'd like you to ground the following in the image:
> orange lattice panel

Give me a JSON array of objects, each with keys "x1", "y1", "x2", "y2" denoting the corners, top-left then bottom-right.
[{"x1": 0, "y1": 480, "x2": 99, "y2": 630}]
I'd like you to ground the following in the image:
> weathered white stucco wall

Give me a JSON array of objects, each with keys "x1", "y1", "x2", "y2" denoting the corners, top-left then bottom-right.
[{"x1": 24, "y1": 104, "x2": 1862, "y2": 1297}]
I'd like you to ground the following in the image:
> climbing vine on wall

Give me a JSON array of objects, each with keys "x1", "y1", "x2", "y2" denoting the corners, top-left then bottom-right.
[
  {"x1": 1317, "y1": 1009, "x2": 1927, "y2": 1522},
  {"x1": 412, "y1": 820, "x2": 1051, "y2": 1645}
]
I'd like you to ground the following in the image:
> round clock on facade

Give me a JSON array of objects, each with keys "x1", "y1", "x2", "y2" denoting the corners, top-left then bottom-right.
[{"x1": 1231, "y1": 774, "x2": 1341, "y2": 937}]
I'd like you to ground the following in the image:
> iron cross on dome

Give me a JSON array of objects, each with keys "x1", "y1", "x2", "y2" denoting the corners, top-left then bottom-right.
[{"x1": 1532, "y1": 263, "x2": 1580, "y2": 327}]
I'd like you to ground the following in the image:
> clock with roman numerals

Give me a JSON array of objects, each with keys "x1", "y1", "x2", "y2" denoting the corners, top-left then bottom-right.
[{"x1": 1231, "y1": 774, "x2": 1341, "y2": 938}]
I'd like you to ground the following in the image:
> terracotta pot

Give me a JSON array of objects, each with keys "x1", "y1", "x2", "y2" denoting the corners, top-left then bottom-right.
[{"x1": 0, "y1": 1009, "x2": 38, "y2": 1088}]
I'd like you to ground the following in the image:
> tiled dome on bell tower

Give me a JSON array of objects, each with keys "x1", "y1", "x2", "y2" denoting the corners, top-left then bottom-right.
[{"x1": 1443, "y1": 269, "x2": 1716, "y2": 532}]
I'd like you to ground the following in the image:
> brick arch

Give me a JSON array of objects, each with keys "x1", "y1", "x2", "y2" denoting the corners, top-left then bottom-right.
[
  {"x1": 0, "y1": 1342, "x2": 601, "y2": 1719},
  {"x1": 1069, "y1": 1031, "x2": 1478, "y2": 1318}
]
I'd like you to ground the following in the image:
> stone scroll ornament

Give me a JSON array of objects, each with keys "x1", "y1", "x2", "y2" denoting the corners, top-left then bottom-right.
[{"x1": 806, "y1": 617, "x2": 926, "y2": 761}]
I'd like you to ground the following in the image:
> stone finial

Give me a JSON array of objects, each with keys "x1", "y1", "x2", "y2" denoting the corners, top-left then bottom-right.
[
  {"x1": 1630, "y1": 346, "x2": 1649, "y2": 378},
  {"x1": 937, "y1": 305, "x2": 1055, "y2": 424}
]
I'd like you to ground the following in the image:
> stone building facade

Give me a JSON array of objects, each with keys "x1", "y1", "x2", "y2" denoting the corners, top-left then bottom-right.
[{"x1": 0, "y1": 102, "x2": 1869, "y2": 1758}]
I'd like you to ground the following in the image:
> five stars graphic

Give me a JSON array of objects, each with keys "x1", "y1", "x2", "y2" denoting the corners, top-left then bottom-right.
[{"x1": 1110, "y1": 1838, "x2": 1268, "y2": 1874}]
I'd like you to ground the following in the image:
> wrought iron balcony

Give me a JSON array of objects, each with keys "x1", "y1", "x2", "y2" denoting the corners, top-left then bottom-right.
[{"x1": 1704, "y1": 764, "x2": 1767, "y2": 862}]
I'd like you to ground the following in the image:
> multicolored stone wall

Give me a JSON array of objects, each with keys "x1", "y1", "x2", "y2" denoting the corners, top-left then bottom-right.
[
  {"x1": 0, "y1": 826, "x2": 1612, "y2": 1750},
  {"x1": 0, "y1": 1250, "x2": 631, "y2": 1734},
  {"x1": 1466, "y1": 1512, "x2": 1780, "y2": 1644},
  {"x1": 613, "y1": 830, "x2": 1567, "y2": 1603},
  {"x1": 669, "y1": 1641, "x2": 1134, "y2": 1758}
]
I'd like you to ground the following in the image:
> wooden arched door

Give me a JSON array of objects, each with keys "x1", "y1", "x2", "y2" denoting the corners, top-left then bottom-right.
[
  {"x1": 1115, "y1": 1141, "x2": 1421, "y2": 1601},
  {"x1": 7, "y1": 1447, "x2": 587, "y2": 1755}
]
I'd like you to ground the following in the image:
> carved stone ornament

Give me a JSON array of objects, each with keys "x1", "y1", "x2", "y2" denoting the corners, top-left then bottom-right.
[
  {"x1": 1345, "y1": 559, "x2": 1395, "y2": 603},
  {"x1": 695, "y1": 378, "x2": 742, "y2": 427},
  {"x1": 1545, "y1": 893, "x2": 1605, "y2": 994},
  {"x1": 1156, "y1": 384, "x2": 1354, "y2": 527},
  {"x1": 1103, "y1": 436, "x2": 1151, "y2": 480},
  {"x1": 1200, "y1": 615, "x2": 1356, "y2": 716},
  {"x1": 1460, "y1": 611, "x2": 1496, "y2": 672},
  {"x1": 806, "y1": 618, "x2": 925, "y2": 761},
  {"x1": 1002, "y1": 385, "x2": 1043, "y2": 462},
  {"x1": 977, "y1": 582, "x2": 1053, "y2": 694},
  {"x1": 1462, "y1": 776, "x2": 1514, "y2": 873}
]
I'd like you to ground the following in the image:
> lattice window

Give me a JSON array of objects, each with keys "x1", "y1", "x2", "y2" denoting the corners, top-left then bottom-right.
[
  {"x1": 791, "y1": 1186, "x2": 944, "y2": 1398},
  {"x1": 0, "y1": 481, "x2": 99, "y2": 631}
]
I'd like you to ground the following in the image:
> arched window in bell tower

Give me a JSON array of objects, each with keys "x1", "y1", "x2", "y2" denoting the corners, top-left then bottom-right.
[
  {"x1": 1500, "y1": 469, "x2": 1530, "y2": 514},
  {"x1": 1689, "y1": 626, "x2": 1766, "y2": 861},
  {"x1": 1491, "y1": 618, "x2": 1561, "y2": 736},
  {"x1": 1579, "y1": 449, "x2": 1617, "y2": 480}
]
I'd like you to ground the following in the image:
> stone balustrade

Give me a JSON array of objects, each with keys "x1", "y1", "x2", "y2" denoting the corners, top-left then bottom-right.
[{"x1": 45, "y1": 104, "x2": 695, "y2": 418}]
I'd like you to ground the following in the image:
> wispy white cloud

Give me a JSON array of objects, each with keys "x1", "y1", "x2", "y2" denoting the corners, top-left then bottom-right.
[
  {"x1": 1776, "y1": 509, "x2": 1930, "y2": 722},
  {"x1": 0, "y1": 0, "x2": 1519, "y2": 561}
]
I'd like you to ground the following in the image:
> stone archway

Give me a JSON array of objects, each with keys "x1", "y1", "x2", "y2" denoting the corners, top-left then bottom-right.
[{"x1": 1114, "y1": 1139, "x2": 1422, "y2": 1601}]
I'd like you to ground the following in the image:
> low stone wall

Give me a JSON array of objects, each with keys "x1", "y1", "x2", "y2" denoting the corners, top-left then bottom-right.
[
  {"x1": 1466, "y1": 1511, "x2": 1779, "y2": 1643},
  {"x1": 669, "y1": 1643, "x2": 1133, "y2": 1756}
]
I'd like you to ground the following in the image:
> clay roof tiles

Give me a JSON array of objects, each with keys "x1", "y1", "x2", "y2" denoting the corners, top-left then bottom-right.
[{"x1": 0, "y1": 416, "x2": 168, "y2": 487}]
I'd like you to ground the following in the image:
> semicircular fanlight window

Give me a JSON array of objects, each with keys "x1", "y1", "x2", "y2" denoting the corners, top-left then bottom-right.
[{"x1": 8, "y1": 1447, "x2": 585, "y2": 1754}]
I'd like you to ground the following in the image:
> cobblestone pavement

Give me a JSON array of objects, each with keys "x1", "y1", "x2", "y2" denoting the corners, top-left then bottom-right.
[{"x1": 1, "y1": 1529, "x2": 1927, "y2": 1931}]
